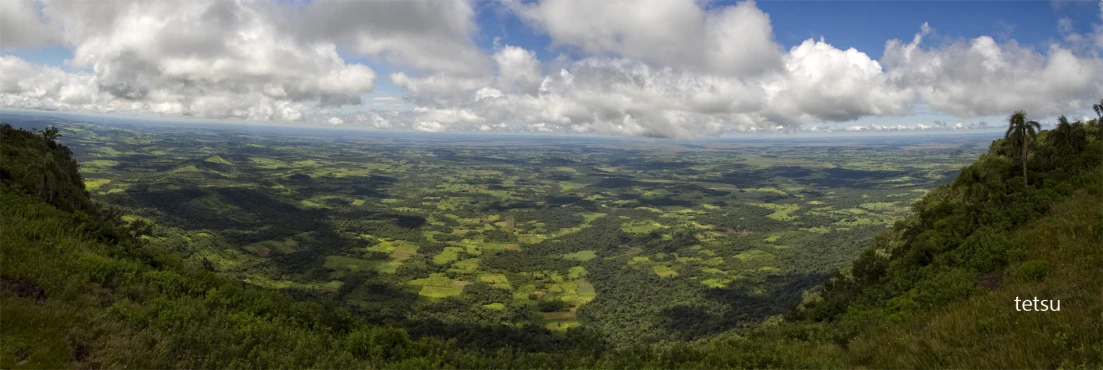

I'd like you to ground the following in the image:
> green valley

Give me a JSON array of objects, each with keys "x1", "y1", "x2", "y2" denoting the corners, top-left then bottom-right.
[{"x1": 1, "y1": 106, "x2": 1100, "y2": 368}]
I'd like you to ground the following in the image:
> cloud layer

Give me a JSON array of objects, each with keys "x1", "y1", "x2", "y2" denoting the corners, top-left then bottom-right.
[{"x1": 1, "y1": 0, "x2": 1101, "y2": 137}]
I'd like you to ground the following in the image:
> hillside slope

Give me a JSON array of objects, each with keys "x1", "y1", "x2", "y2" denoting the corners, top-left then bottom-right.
[{"x1": 846, "y1": 190, "x2": 1101, "y2": 368}]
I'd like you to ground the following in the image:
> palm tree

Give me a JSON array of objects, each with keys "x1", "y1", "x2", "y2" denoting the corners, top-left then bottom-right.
[
  {"x1": 952, "y1": 165, "x2": 992, "y2": 207},
  {"x1": 1047, "y1": 115, "x2": 1086, "y2": 154},
  {"x1": 951, "y1": 161, "x2": 1005, "y2": 227},
  {"x1": 22, "y1": 155, "x2": 59, "y2": 205},
  {"x1": 1004, "y1": 110, "x2": 1040, "y2": 185},
  {"x1": 1093, "y1": 99, "x2": 1103, "y2": 141}
]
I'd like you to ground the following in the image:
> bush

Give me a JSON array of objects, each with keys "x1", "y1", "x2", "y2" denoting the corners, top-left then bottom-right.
[
  {"x1": 1018, "y1": 260, "x2": 1050, "y2": 281},
  {"x1": 78, "y1": 254, "x2": 116, "y2": 283},
  {"x1": 958, "y1": 227, "x2": 1012, "y2": 272}
]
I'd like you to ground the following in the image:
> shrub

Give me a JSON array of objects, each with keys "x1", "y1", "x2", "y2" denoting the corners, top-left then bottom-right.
[
  {"x1": 958, "y1": 227, "x2": 1012, "y2": 272},
  {"x1": 1018, "y1": 260, "x2": 1050, "y2": 281}
]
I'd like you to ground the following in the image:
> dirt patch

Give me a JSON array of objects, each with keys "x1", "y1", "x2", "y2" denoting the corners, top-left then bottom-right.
[
  {"x1": 625, "y1": 247, "x2": 642, "y2": 256},
  {"x1": 0, "y1": 278, "x2": 46, "y2": 304},
  {"x1": 256, "y1": 248, "x2": 270, "y2": 257},
  {"x1": 976, "y1": 272, "x2": 1003, "y2": 291}
]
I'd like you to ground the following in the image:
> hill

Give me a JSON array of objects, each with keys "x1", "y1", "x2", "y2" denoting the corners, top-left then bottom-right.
[{"x1": 1, "y1": 108, "x2": 1100, "y2": 368}]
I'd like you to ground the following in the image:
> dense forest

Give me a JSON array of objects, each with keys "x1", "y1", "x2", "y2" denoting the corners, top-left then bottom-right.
[{"x1": 1, "y1": 102, "x2": 1100, "y2": 368}]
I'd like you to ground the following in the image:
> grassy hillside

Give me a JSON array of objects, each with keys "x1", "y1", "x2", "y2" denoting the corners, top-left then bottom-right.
[
  {"x1": 1, "y1": 109, "x2": 1100, "y2": 368},
  {"x1": 846, "y1": 191, "x2": 1102, "y2": 368}
]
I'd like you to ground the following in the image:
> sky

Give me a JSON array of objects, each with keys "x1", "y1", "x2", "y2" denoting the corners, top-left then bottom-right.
[{"x1": 1, "y1": 0, "x2": 1101, "y2": 138}]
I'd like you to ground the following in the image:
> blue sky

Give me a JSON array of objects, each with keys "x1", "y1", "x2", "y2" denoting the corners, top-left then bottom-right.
[{"x1": 1, "y1": 0, "x2": 1100, "y2": 137}]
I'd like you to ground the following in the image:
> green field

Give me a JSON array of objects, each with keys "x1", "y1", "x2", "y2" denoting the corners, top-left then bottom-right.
[{"x1": 21, "y1": 118, "x2": 993, "y2": 346}]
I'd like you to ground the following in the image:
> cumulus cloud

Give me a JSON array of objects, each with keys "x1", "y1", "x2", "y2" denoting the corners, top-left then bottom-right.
[
  {"x1": 0, "y1": 0, "x2": 61, "y2": 48},
  {"x1": 882, "y1": 24, "x2": 1103, "y2": 117},
  {"x1": 1, "y1": 0, "x2": 381, "y2": 121},
  {"x1": 0, "y1": 54, "x2": 313, "y2": 121},
  {"x1": 285, "y1": 0, "x2": 489, "y2": 75},
  {"x1": 385, "y1": 38, "x2": 914, "y2": 138},
  {"x1": 762, "y1": 38, "x2": 913, "y2": 125},
  {"x1": 1, "y1": 0, "x2": 1101, "y2": 137},
  {"x1": 506, "y1": 0, "x2": 783, "y2": 76}
]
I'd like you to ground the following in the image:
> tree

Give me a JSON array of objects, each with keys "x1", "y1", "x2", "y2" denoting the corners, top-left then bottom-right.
[
  {"x1": 1047, "y1": 115, "x2": 1086, "y2": 155},
  {"x1": 1004, "y1": 110, "x2": 1040, "y2": 185},
  {"x1": 952, "y1": 165, "x2": 994, "y2": 207},
  {"x1": 42, "y1": 126, "x2": 61, "y2": 143},
  {"x1": 1092, "y1": 99, "x2": 1103, "y2": 140},
  {"x1": 23, "y1": 155, "x2": 59, "y2": 204}
]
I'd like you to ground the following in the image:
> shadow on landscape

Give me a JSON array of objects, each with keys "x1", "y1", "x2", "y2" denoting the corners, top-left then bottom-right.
[
  {"x1": 290, "y1": 174, "x2": 397, "y2": 198},
  {"x1": 797, "y1": 168, "x2": 911, "y2": 189},
  {"x1": 593, "y1": 176, "x2": 638, "y2": 189},
  {"x1": 609, "y1": 158, "x2": 700, "y2": 171},
  {"x1": 296, "y1": 276, "x2": 581, "y2": 353},
  {"x1": 337, "y1": 209, "x2": 427, "y2": 229},
  {"x1": 713, "y1": 166, "x2": 806, "y2": 188},
  {"x1": 111, "y1": 186, "x2": 325, "y2": 233},
  {"x1": 660, "y1": 272, "x2": 833, "y2": 341}
]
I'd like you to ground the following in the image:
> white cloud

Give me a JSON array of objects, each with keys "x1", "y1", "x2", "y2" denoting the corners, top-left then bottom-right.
[
  {"x1": 380, "y1": 38, "x2": 915, "y2": 138},
  {"x1": 761, "y1": 38, "x2": 913, "y2": 125},
  {"x1": 507, "y1": 0, "x2": 782, "y2": 76},
  {"x1": 286, "y1": 0, "x2": 488, "y2": 75},
  {"x1": 882, "y1": 24, "x2": 1103, "y2": 118},
  {"x1": 0, "y1": 0, "x2": 60, "y2": 48},
  {"x1": 1, "y1": 1, "x2": 1101, "y2": 137},
  {"x1": 1, "y1": 0, "x2": 379, "y2": 121},
  {"x1": 493, "y1": 46, "x2": 542, "y2": 95}
]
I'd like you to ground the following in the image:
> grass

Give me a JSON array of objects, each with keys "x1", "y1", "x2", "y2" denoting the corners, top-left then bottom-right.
[
  {"x1": 248, "y1": 157, "x2": 285, "y2": 169},
  {"x1": 84, "y1": 178, "x2": 111, "y2": 190},
  {"x1": 545, "y1": 319, "x2": 581, "y2": 332},
  {"x1": 204, "y1": 155, "x2": 233, "y2": 165},
  {"x1": 753, "y1": 203, "x2": 800, "y2": 221},
  {"x1": 323, "y1": 256, "x2": 378, "y2": 272},
  {"x1": 409, "y1": 273, "x2": 469, "y2": 298},
  {"x1": 243, "y1": 239, "x2": 297, "y2": 256},
  {"x1": 701, "y1": 278, "x2": 733, "y2": 288},
  {"x1": 432, "y1": 247, "x2": 464, "y2": 265},
  {"x1": 562, "y1": 250, "x2": 597, "y2": 261},
  {"x1": 558, "y1": 280, "x2": 597, "y2": 306},
  {"x1": 478, "y1": 274, "x2": 512, "y2": 290},
  {"x1": 450, "y1": 258, "x2": 480, "y2": 273},
  {"x1": 389, "y1": 242, "x2": 419, "y2": 260},
  {"x1": 734, "y1": 249, "x2": 775, "y2": 264},
  {"x1": 621, "y1": 220, "x2": 664, "y2": 234},
  {"x1": 652, "y1": 265, "x2": 678, "y2": 278},
  {"x1": 83, "y1": 159, "x2": 119, "y2": 168},
  {"x1": 844, "y1": 192, "x2": 1102, "y2": 368}
]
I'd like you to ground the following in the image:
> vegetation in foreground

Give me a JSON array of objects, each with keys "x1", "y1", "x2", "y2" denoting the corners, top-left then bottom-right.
[{"x1": 1, "y1": 104, "x2": 1100, "y2": 368}]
